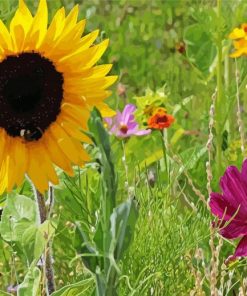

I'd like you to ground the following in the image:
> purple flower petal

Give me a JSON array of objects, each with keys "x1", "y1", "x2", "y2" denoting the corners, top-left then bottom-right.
[
  {"x1": 234, "y1": 236, "x2": 247, "y2": 257},
  {"x1": 104, "y1": 103, "x2": 149, "y2": 139},
  {"x1": 121, "y1": 104, "x2": 136, "y2": 124},
  {"x1": 220, "y1": 220, "x2": 247, "y2": 239},
  {"x1": 133, "y1": 129, "x2": 151, "y2": 136},
  {"x1": 209, "y1": 192, "x2": 240, "y2": 220},
  {"x1": 220, "y1": 166, "x2": 247, "y2": 216}
]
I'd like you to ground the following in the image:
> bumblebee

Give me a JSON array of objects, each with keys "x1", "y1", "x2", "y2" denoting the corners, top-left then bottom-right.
[{"x1": 20, "y1": 127, "x2": 43, "y2": 142}]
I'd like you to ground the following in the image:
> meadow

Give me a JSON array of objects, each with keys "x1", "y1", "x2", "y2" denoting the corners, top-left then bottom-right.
[{"x1": 0, "y1": 0, "x2": 247, "y2": 295}]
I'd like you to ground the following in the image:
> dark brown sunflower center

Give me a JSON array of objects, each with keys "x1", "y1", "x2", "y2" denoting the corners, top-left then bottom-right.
[{"x1": 0, "y1": 52, "x2": 64, "y2": 141}]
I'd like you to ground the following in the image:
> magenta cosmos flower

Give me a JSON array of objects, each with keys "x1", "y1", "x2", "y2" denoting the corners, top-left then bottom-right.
[
  {"x1": 104, "y1": 104, "x2": 151, "y2": 138},
  {"x1": 209, "y1": 160, "x2": 247, "y2": 258}
]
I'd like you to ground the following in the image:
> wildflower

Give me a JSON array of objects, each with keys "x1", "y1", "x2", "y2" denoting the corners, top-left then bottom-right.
[
  {"x1": 105, "y1": 104, "x2": 150, "y2": 138},
  {"x1": 0, "y1": 0, "x2": 117, "y2": 193},
  {"x1": 229, "y1": 23, "x2": 247, "y2": 57},
  {"x1": 147, "y1": 108, "x2": 175, "y2": 130},
  {"x1": 209, "y1": 160, "x2": 247, "y2": 258},
  {"x1": 175, "y1": 41, "x2": 186, "y2": 54}
]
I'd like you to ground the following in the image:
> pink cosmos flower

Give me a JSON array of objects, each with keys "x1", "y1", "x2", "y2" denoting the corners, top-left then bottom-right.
[
  {"x1": 104, "y1": 104, "x2": 151, "y2": 138},
  {"x1": 209, "y1": 160, "x2": 247, "y2": 258}
]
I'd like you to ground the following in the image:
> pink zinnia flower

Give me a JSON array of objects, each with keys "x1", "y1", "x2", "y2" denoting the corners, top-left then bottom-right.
[
  {"x1": 209, "y1": 160, "x2": 247, "y2": 258},
  {"x1": 104, "y1": 104, "x2": 151, "y2": 138}
]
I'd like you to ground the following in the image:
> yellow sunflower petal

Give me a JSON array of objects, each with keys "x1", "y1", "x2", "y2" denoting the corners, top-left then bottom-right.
[
  {"x1": 43, "y1": 130, "x2": 74, "y2": 176},
  {"x1": 59, "y1": 39, "x2": 109, "y2": 71},
  {"x1": 44, "y1": 20, "x2": 86, "y2": 60},
  {"x1": 26, "y1": 0, "x2": 48, "y2": 49},
  {"x1": 7, "y1": 140, "x2": 16, "y2": 192},
  {"x1": 96, "y1": 102, "x2": 116, "y2": 117},
  {"x1": 27, "y1": 145, "x2": 49, "y2": 193},
  {"x1": 50, "y1": 122, "x2": 82, "y2": 164},
  {"x1": 0, "y1": 129, "x2": 7, "y2": 165},
  {"x1": 13, "y1": 138, "x2": 27, "y2": 186},
  {"x1": 40, "y1": 7, "x2": 65, "y2": 51},
  {"x1": 59, "y1": 119, "x2": 91, "y2": 143},
  {"x1": 72, "y1": 29, "x2": 99, "y2": 53},
  {"x1": 65, "y1": 76, "x2": 117, "y2": 93},
  {"x1": 71, "y1": 139, "x2": 90, "y2": 165},
  {"x1": 27, "y1": 142, "x2": 58, "y2": 193},
  {"x1": 10, "y1": 0, "x2": 33, "y2": 52},
  {"x1": 84, "y1": 91, "x2": 112, "y2": 105},
  {"x1": 0, "y1": 20, "x2": 13, "y2": 53},
  {"x1": 61, "y1": 103, "x2": 90, "y2": 128},
  {"x1": 0, "y1": 157, "x2": 8, "y2": 195},
  {"x1": 65, "y1": 5, "x2": 79, "y2": 27}
]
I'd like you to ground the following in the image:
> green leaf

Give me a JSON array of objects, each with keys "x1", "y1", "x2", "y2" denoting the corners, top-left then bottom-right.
[
  {"x1": 22, "y1": 220, "x2": 56, "y2": 265},
  {"x1": 0, "y1": 195, "x2": 37, "y2": 242},
  {"x1": 184, "y1": 24, "x2": 217, "y2": 78},
  {"x1": 88, "y1": 108, "x2": 118, "y2": 213},
  {"x1": 17, "y1": 267, "x2": 41, "y2": 296},
  {"x1": 50, "y1": 278, "x2": 94, "y2": 296},
  {"x1": 75, "y1": 222, "x2": 100, "y2": 273},
  {"x1": 109, "y1": 199, "x2": 138, "y2": 261}
]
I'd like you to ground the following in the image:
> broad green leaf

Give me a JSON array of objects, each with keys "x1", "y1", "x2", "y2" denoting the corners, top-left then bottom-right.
[
  {"x1": 0, "y1": 195, "x2": 37, "y2": 242},
  {"x1": 22, "y1": 220, "x2": 56, "y2": 265},
  {"x1": 51, "y1": 278, "x2": 94, "y2": 296},
  {"x1": 17, "y1": 267, "x2": 41, "y2": 296},
  {"x1": 110, "y1": 199, "x2": 138, "y2": 260},
  {"x1": 75, "y1": 222, "x2": 100, "y2": 273},
  {"x1": 184, "y1": 24, "x2": 216, "y2": 78},
  {"x1": 88, "y1": 108, "x2": 118, "y2": 214}
]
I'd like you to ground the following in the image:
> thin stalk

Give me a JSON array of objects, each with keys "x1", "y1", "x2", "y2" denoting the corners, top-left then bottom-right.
[
  {"x1": 235, "y1": 59, "x2": 245, "y2": 157},
  {"x1": 225, "y1": 47, "x2": 235, "y2": 142},
  {"x1": 121, "y1": 140, "x2": 130, "y2": 195},
  {"x1": 34, "y1": 189, "x2": 56, "y2": 295},
  {"x1": 160, "y1": 130, "x2": 169, "y2": 185},
  {"x1": 237, "y1": 269, "x2": 246, "y2": 296},
  {"x1": 215, "y1": 0, "x2": 223, "y2": 179}
]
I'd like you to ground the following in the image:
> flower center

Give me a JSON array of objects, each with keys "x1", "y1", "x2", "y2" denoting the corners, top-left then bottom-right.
[
  {"x1": 0, "y1": 52, "x2": 64, "y2": 141},
  {"x1": 120, "y1": 124, "x2": 128, "y2": 134},
  {"x1": 156, "y1": 115, "x2": 168, "y2": 124}
]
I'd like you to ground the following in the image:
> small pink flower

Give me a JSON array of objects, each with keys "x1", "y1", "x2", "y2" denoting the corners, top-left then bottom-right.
[
  {"x1": 104, "y1": 104, "x2": 151, "y2": 138},
  {"x1": 209, "y1": 160, "x2": 247, "y2": 258}
]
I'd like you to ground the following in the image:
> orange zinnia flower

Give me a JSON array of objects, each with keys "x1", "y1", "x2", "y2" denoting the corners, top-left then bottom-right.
[{"x1": 147, "y1": 108, "x2": 175, "y2": 130}]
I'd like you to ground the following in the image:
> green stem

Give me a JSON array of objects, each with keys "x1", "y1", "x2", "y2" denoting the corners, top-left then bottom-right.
[
  {"x1": 160, "y1": 130, "x2": 169, "y2": 185},
  {"x1": 215, "y1": 0, "x2": 223, "y2": 179},
  {"x1": 121, "y1": 140, "x2": 130, "y2": 195}
]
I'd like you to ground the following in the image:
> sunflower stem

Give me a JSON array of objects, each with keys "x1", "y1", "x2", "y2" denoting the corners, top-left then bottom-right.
[{"x1": 34, "y1": 189, "x2": 56, "y2": 295}]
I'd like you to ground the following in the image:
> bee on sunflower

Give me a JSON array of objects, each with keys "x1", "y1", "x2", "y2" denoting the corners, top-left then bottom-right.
[{"x1": 0, "y1": 0, "x2": 117, "y2": 194}]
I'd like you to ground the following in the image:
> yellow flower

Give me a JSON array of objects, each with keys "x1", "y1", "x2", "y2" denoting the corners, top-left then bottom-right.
[
  {"x1": 0, "y1": 0, "x2": 117, "y2": 193},
  {"x1": 229, "y1": 23, "x2": 247, "y2": 57}
]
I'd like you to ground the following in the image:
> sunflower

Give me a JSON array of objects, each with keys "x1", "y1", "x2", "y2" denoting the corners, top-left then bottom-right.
[{"x1": 0, "y1": 0, "x2": 117, "y2": 194}]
